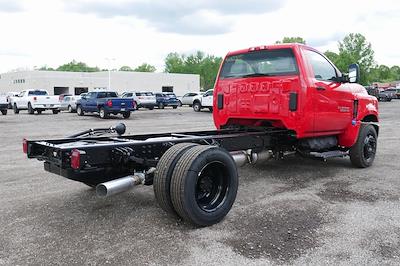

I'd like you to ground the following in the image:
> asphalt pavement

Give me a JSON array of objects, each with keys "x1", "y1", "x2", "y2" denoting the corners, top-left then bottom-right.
[{"x1": 0, "y1": 104, "x2": 399, "y2": 265}]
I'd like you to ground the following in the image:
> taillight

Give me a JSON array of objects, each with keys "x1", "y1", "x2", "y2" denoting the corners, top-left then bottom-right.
[
  {"x1": 22, "y1": 138, "x2": 28, "y2": 154},
  {"x1": 107, "y1": 100, "x2": 113, "y2": 107},
  {"x1": 70, "y1": 149, "x2": 81, "y2": 170},
  {"x1": 33, "y1": 96, "x2": 37, "y2": 101}
]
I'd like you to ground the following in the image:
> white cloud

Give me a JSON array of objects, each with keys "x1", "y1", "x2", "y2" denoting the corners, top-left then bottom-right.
[{"x1": 0, "y1": 0, "x2": 399, "y2": 73}]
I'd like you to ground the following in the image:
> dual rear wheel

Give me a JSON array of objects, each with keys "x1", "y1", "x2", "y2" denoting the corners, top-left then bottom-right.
[{"x1": 154, "y1": 143, "x2": 238, "y2": 226}]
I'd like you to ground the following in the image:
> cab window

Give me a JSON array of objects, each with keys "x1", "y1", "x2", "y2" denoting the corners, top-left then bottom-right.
[{"x1": 304, "y1": 49, "x2": 337, "y2": 81}]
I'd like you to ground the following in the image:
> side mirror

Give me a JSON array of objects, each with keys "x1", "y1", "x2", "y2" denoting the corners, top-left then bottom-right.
[{"x1": 348, "y1": 64, "x2": 360, "y2": 83}]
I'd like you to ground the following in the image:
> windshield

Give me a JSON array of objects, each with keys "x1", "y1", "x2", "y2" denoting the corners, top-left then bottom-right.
[
  {"x1": 28, "y1": 90, "x2": 48, "y2": 96},
  {"x1": 220, "y1": 48, "x2": 299, "y2": 79}
]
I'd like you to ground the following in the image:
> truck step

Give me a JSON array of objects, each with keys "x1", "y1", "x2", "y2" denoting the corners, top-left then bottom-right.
[{"x1": 309, "y1": 150, "x2": 348, "y2": 159}]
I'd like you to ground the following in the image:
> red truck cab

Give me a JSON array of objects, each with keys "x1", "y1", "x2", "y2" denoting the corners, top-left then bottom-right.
[{"x1": 213, "y1": 44, "x2": 378, "y2": 166}]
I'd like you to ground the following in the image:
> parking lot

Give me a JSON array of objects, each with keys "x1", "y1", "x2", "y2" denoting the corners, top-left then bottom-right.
[{"x1": 0, "y1": 104, "x2": 399, "y2": 265}]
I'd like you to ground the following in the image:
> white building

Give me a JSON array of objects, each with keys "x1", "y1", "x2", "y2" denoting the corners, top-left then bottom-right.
[{"x1": 0, "y1": 70, "x2": 200, "y2": 96}]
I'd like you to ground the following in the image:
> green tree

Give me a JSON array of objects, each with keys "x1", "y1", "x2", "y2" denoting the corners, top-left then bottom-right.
[
  {"x1": 38, "y1": 65, "x2": 55, "y2": 71},
  {"x1": 119, "y1": 65, "x2": 134, "y2": 71},
  {"x1": 276, "y1": 37, "x2": 306, "y2": 44},
  {"x1": 56, "y1": 60, "x2": 100, "y2": 72},
  {"x1": 164, "y1": 51, "x2": 222, "y2": 90},
  {"x1": 134, "y1": 63, "x2": 156, "y2": 72},
  {"x1": 337, "y1": 33, "x2": 375, "y2": 84},
  {"x1": 389, "y1": 65, "x2": 400, "y2": 81}
]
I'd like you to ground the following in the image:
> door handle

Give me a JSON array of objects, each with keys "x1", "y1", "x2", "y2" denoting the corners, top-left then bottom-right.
[{"x1": 316, "y1": 86, "x2": 326, "y2": 91}]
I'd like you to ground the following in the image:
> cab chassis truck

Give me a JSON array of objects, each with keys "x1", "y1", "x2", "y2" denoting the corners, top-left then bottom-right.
[{"x1": 24, "y1": 44, "x2": 379, "y2": 226}]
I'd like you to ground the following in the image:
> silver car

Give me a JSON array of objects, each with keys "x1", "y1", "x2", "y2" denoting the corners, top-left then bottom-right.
[
  {"x1": 121, "y1": 91, "x2": 156, "y2": 110},
  {"x1": 178, "y1": 92, "x2": 203, "y2": 106},
  {"x1": 60, "y1": 95, "x2": 81, "y2": 112}
]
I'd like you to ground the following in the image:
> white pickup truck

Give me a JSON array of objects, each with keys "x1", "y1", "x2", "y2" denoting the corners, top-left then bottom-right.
[
  {"x1": 192, "y1": 89, "x2": 214, "y2": 112},
  {"x1": 0, "y1": 94, "x2": 8, "y2": 115},
  {"x1": 13, "y1": 89, "x2": 61, "y2": 114}
]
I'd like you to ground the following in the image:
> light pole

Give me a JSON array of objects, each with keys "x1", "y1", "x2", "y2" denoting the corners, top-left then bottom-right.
[{"x1": 105, "y1": 58, "x2": 115, "y2": 90}]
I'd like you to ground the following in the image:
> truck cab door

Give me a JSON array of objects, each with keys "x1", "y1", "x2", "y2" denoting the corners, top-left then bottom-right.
[
  {"x1": 19, "y1": 91, "x2": 27, "y2": 108},
  {"x1": 303, "y1": 49, "x2": 352, "y2": 134},
  {"x1": 81, "y1": 92, "x2": 92, "y2": 111},
  {"x1": 202, "y1": 90, "x2": 213, "y2": 107}
]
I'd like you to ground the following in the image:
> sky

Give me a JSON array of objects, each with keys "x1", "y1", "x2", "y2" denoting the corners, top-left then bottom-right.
[{"x1": 0, "y1": 0, "x2": 399, "y2": 73}]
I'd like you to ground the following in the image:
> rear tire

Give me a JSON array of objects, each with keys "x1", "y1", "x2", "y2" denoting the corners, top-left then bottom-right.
[
  {"x1": 77, "y1": 105, "x2": 84, "y2": 116},
  {"x1": 99, "y1": 107, "x2": 108, "y2": 119},
  {"x1": 154, "y1": 143, "x2": 198, "y2": 215},
  {"x1": 28, "y1": 103, "x2": 34, "y2": 114},
  {"x1": 1, "y1": 109, "x2": 7, "y2": 115},
  {"x1": 37, "y1": 110, "x2": 42, "y2": 114},
  {"x1": 158, "y1": 103, "x2": 164, "y2": 109},
  {"x1": 68, "y1": 105, "x2": 73, "y2": 113},
  {"x1": 52, "y1": 110, "x2": 59, "y2": 114},
  {"x1": 122, "y1": 112, "x2": 131, "y2": 119},
  {"x1": 148, "y1": 106, "x2": 154, "y2": 110},
  {"x1": 170, "y1": 145, "x2": 238, "y2": 226},
  {"x1": 173, "y1": 105, "x2": 178, "y2": 109},
  {"x1": 208, "y1": 107, "x2": 213, "y2": 112},
  {"x1": 13, "y1": 104, "x2": 19, "y2": 114},
  {"x1": 193, "y1": 102, "x2": 201, "y2": 112},
  {"x1": 350, "y1": 124, "x2": 378, "y2": 168}
]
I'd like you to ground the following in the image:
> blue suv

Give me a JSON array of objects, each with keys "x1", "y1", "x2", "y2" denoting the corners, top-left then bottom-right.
[{"x1": 155, "y1": 93, "x2": 179, "y2": 109}]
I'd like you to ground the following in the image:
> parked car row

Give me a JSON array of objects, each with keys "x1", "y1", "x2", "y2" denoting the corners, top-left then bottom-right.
[
  {"x1": 2, "y1": 89, "x2": 212, "y2": 118},
  {"x1": 366, "y1": 87, "x2": 400, "y2": 101}
]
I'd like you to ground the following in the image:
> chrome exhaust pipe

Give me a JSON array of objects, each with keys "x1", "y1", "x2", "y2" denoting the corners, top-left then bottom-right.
[
  {"x1": 96, "y1": 174, "x2": 144, "y2": 198},
  {"x1": 230, "y1": 150, "x2": 272, "y2": 167}
]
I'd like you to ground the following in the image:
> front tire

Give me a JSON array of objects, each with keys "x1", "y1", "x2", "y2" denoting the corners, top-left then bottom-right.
[
  {"x1": 99, "y1": 107, "x2": 108, "y2": 119},
  {"x1": 1, "y1": 109, "x2": 7, "y2": 115},
  {"x1": 193, "y1": 102, "x2": 201, "y2": 112},
  {"x1": 350, "y1": 124, "x2": 378, "y2": 168},
  {"x1": 170, "y1": 145, "x2": 238, "y2": 226},
  {"x1": 52, "y1": 110, "x2": 59, "y2": 114},
  {"x1": 13, "y1": 104, "x2": 19, "y2": 114},
  {"x1": 77, "y1": 105, "x2": 84, "y2": 116},
  {"x1": 68, "y1": 105, "x2": 73, "y2": 113},
  {"x1": 173, "y1": 105, "x2": 178, "y2": 109},
  {"x1": 158, "y1": 103, "x2": 164, "y2": 109}
]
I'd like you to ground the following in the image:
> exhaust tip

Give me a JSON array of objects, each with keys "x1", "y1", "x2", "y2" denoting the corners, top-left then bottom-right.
[{"x1": 96, "y1": 184, "x2": 108, "y2": 197}]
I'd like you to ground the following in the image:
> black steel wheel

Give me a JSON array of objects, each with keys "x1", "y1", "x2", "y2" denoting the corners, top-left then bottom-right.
[
  {"x1": 28, "y1": 103, "x2": 34, "y2": 114},
  {"x1": 154, "y1": 143, "x2": 198, "y2": 215},
  {"x1": 170, "y1": 145, "x2": 238, "y2": 226},
  {"x1": 13, "y1": 104, "x2": 19, "y2": 114},
  {"x1": 350, "y1": 124, "x2": 378, "y2": 168}
]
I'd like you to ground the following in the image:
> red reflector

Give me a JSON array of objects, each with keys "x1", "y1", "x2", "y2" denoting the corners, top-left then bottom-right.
[
  {"x1": 33, "y1": 96, "x2": 37, "y2": 101},
  {"x1": 23, "y1": 138, "x2": 28, "y2": 154},
  {"x1": 70, "y1": 149, "x2": 81, "y2": 170},
  {"x1": 107, "y1": 100, "x2": 113, "y2": 107}
]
